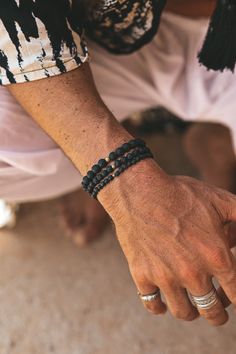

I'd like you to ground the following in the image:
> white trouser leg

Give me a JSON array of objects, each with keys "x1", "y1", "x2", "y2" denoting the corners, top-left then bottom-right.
[{"x1": 1, "y1": 12, "x2": 236, "y2": 203}]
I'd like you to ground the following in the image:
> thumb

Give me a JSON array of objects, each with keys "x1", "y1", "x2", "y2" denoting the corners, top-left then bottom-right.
[{"x1": 215, "y1": 188, "x2": 236, "y2": 222}]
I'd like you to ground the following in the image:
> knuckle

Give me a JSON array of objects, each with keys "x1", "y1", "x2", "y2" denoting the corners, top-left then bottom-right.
[
  {"x1": 208, "y1": 247, "x2": 233, "y2": 273},
  {"x1": 179, "y1": 264, "x2": 201, "y2": 284},
  {"x1": 221, "y1": 268, "x2": 236, "y2": 287},
  {"x1": 157, "y1": 270, "x2": 174, "y2": 287},
  {"x1": 131, "y1": 267, "x2": 148, "y2": 286},
  {"x1": 135, "y1": 274, "x2": 148, "y2": 289},
  {"x1": 158, "y1": 276, "x2": 173, "y2": 289}
]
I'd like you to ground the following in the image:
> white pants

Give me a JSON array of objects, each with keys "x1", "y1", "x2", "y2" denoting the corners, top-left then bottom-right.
[{"x1": 1, "y1": 12, "x2": 236, "y2": 202}]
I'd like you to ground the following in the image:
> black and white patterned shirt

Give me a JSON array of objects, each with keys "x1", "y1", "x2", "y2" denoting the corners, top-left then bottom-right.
[{"x1": 0, "y1": 0, "x2": 166, "y2": 85}]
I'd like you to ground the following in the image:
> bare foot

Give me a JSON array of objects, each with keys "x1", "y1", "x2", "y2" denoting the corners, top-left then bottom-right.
[{"x1": 59, "y1": 188, "x2": 110, "y2": 247}]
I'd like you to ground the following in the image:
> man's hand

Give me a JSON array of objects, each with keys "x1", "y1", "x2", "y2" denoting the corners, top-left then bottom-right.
[{"x1": 99, "y1": 159, "x2": 236, "y2": 326}]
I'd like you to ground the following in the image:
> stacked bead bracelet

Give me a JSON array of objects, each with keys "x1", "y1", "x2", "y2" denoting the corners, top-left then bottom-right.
[{"x1": 82, "y1": 138, "x2": 153, "y2": 199}]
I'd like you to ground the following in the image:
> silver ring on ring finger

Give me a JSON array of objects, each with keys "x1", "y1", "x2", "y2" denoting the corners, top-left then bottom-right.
[{"x1": 189, "y1": 288, "x2": 219, "y2": 310}]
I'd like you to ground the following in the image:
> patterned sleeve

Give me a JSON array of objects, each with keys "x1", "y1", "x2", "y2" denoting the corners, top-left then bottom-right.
[
  {"x1": 0, "y1": 0, "x2": 89, "y2": 85},
  {"x1": 85, "y1": 0, "x2": 166, "y2": 54}
]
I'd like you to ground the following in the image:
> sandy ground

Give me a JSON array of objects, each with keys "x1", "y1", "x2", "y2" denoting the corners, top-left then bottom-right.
[{"x1": 0, "y1": 127, "x2": 235, "y2": 354}]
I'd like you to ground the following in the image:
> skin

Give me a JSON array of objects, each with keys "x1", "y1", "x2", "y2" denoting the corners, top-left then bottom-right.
[
  {"x1": 166, "y1": 0, "x2": 216, "y2": 17},
  {"x1": 60, "y1": 189, "x2": 110, "y2": 246},
  {"x1": 8, "y1": 62, "x2": 236, "y2": 327}
]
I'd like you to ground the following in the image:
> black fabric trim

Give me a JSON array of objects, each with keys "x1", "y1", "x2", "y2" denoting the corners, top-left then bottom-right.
[{"x1": 85, "y1": 0, "x2": 167, "y2": 55}]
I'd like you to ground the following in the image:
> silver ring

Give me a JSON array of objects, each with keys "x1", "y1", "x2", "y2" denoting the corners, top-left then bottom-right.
[
  {"x1": 138, "y1": 289, "x2": 160, "y2": 303},
  {"x1": 189, "y1": 288, "x2": 219, "y2": 310}
]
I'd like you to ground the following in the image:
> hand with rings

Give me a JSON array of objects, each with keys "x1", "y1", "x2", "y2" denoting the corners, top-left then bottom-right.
[{"x1": 100, "y1": 160, "x2": 236, "y2": 326}]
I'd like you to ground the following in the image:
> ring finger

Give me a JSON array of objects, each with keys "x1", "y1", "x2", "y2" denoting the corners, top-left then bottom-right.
[{"x1": 188, "y1": 280, "x2": 228, "y2": 326}]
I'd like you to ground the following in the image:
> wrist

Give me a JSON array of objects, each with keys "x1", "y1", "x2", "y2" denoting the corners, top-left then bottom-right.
[{"x1": 98, "y1": 158, "x2": 169, "y2": 220}]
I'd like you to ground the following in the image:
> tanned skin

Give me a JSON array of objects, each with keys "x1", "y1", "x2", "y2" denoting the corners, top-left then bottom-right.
[{"x1": 8, "y1": 1, "x2": 236, "y2": 326}]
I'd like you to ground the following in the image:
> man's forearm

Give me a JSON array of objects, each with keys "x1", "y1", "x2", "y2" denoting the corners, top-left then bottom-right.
[
  {"x1": 8, "y1": 63, "x2": 166, "y2": 215},
  {"x1": 9, "y1": 64, "x2": 132, "y2": 176}
]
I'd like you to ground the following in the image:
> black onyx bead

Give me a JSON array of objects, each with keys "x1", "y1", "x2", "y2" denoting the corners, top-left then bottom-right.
[
  {"x1": 92, "y1": 164, "x2": 101, "y2": 174},
  {"x1": 122, "y1": 143, "x2": 130, "y2": 152},
  {"x1": 107, "y1": 165, "x2": 113, "y2": 173},
  {"x1": 115, "y1": 159, "x2": 122, "y2": 168},
  {"x1": 100, "y1": 181, "x2": 105, "y2": 187},
  {"x1": 87, "y1": 170, "x2": 95, "y2": 179},
  {"x1": 115, "y1": 147, "x2": 124, "y2": 157},
  {"x1": 137, "y1": 148, "x2": 143, "y2": 154},
  {"x1": 87, "y1": 185, "x2": 93, "y2": 193},
  {"x1": 93, "y1": 177, "x2": 99, "y2": 185},
  {"x1": 129, "y1": 140, "x2": 137, "y2": 148},
  {"x1": 114, "y1": 170, "x2": 121, "y2": 177},
  {"x1": 127, "y1": 161, "x2": 132, "y2": 167},
  {"x1": 127, "y1": 153, "x2": 133, "y2": 160},
  {"x1": 97, "y1": 174, "x2": 103, "y2": 182},
  {"x1": 83, "y1": 176, "x2": 90, "y2": 185},
  {"x1": 98, "y1": 159, "x2": 107, "y2": 168},
  {"x1": 109, "y1": 152, "x2": 116, "y2": 161},
  {"x1": 101, "y1": 170, "x2": 108, "y2": 178},
  {"x1": 108, "y1": 175, "x2": 114, "y2": 181},
  {"x1": 123, "y1": 156, "x2": 128, "y2": 164}
]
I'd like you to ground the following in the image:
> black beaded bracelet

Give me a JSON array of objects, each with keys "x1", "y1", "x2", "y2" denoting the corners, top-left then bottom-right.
[
  {"x1": 82, "y1": 139, "x2": 153, "y2": 199},
  {"x1": 81, "y1": 138, "x2": 145, "y2": 189},
  {"x1": 84, "y1": 146, "x2": 150, "y2": 195},
  {"x1": 91, "y1": 150, "x2": 153, "y2": 199}
]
